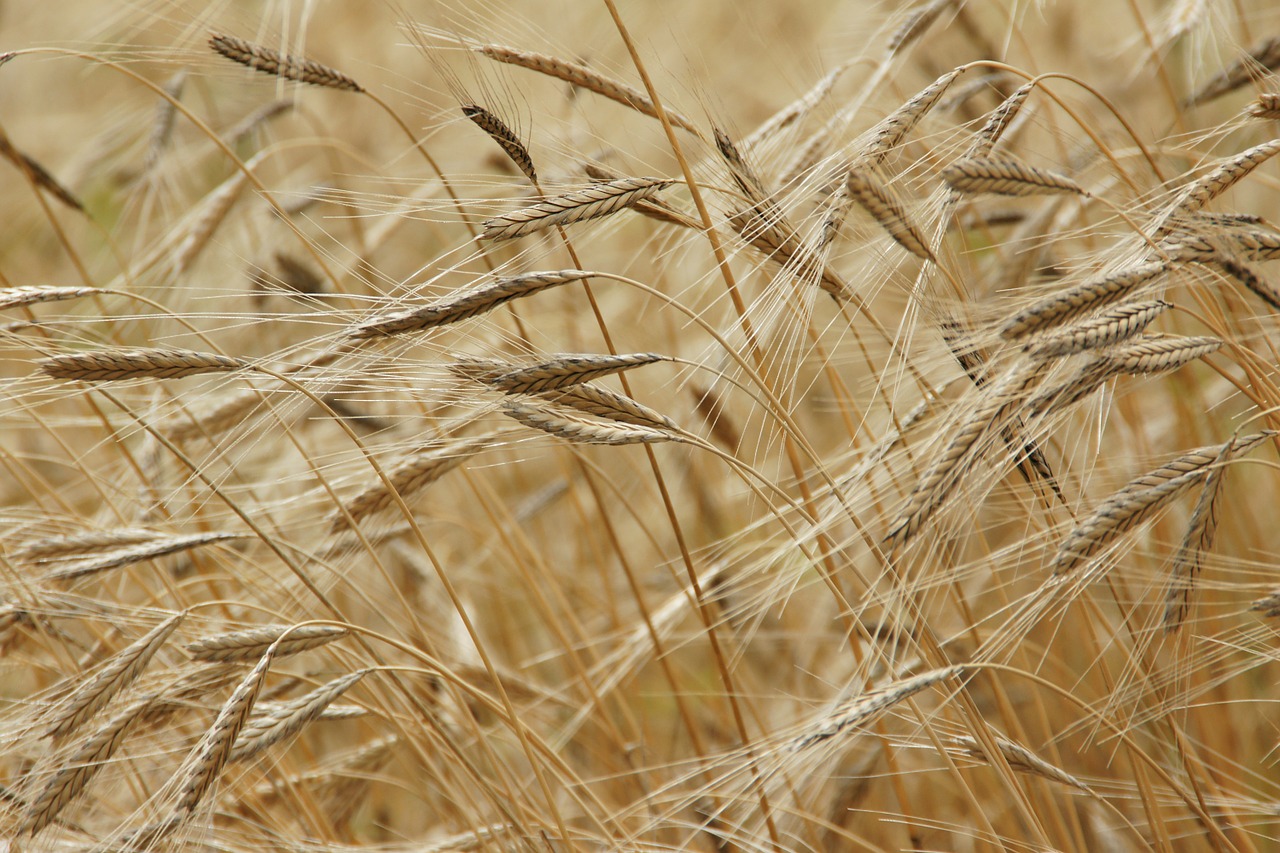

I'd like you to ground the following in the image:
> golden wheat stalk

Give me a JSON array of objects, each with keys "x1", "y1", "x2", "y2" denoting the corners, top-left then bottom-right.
[
  {"x1": 478, "y1": 43, "x2": 698, "y2": 133},
  {"x1": 208, "y1": 32, "x2": 363, "y2": 92},
  {"x1": 350, "y1": 270, "x2": 595, "y2": 338},
  {"x1": 185, "y1": 624, "x2": 349, "y2": 663},
  {"x1": 481, "y1": 177, "x2": 672, "y2": 240},
  {"x1": 953, "y1": 735, "x2": 1094, "y2": 794},
  {"x1": 942, "y1": 156, "x2": 1085, "y2": 197},
  {"x1": 40, "y1": 349, "x2": 244, "y2": 382}
]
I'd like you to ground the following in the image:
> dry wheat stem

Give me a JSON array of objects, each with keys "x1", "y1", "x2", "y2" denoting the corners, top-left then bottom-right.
[
  {"x1": 478, "y1": 43, "x2": 699, "y2": 133},
  {"x1": 229, "y1": 670, "x2": 369, "y2": 762},
  {"x1": 43, "y1": 531, "x2": 246, "y2": 582},
  {"x1": 330, "y1": 437, "x2": 487, "y2": 532},
  {"x1": 844, "y1": 169, "x2": 934, "y2": 260},
  {"x1": 943, "y1": 156, "x2": 1085, "y2": 197},
  {"x1": 185, "y1": 624, "x2": 349, "y2": 663},
  {"x1": 44, "y1": 612, "x2": 185, "y2": 740},
  {"x1": 1026, "y1": 300, "x2": 1171, "y2": 359},
  {"x1": 1000, "y1": 261, "x2": 1171, "y2": 339},
  {"x1": 209, "y1": 32, "x2": 363, "y2": 92},
  {"x1": 481, "y1": 177, "x2": 672, "y2": 240},
  {"x1": 1186, "y1": 36, "x2": 1280, "y2": 106},
  {"x1": 859, "y1": 67, "x2": 963, "y2": 165},
  {"x1": 502, "y1": 399, "x2": 681, "y2": 446},
  {"x1": 350, "y1": 270, "x2": 594, "y2": 338},
  {"x1": 488, "y1": 352, "x2": 669, "y2": 394},
  {"x1": 40, "y1": 349, "x2": 244, "y2": 381},
  {"x1": 794, "y1": 666, "x2": 965, "y2": 750},
  {"x1": 1052, "y1": 432, "x2": 1272, "y2": 574},
  {"x1": 463, "y1": 104, "x2": 538, "y2": 184}
]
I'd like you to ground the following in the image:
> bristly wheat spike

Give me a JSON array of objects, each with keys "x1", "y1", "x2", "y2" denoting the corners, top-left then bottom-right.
[
  {"x1": 0, "y1": 129, "x2": 84, "y2": 212},
  {"x1": 0, "y1": 286, "x2": 97, "y2": 311},
  {"x1": 844, "y1": 169, "x2": 934, "y2": 261},
  {"x1": 1186, "y1": 36, "x2": 1280, "y2": 106},
  {"x1": 859, "y1": 67, "x2": 963, "y2": 165},
  {"x1": 230, "y1": 670, "x2": 370, "y2": 762},
  {"x1": 209, "y1": 33, "x2": 363, "y2": 92},
  {"x1": 942, "y1": 156, "x2": 1085, "y2": 197},
  {"x1": 330, "y1": 438, "x2": 486, "y2": 533},
  {"x1": 794, "y1": 667, "x2": 965, "y2": 750},
  {"x1": 1025, "y1": 300, "x2": 1171, "y2": 359},
  {"x1": 1170, "y1": 138, "x2": 1280, "y2": 216},
  {"x1": 886, "y1": 0, "x2": 955, "y2": 55},
  {"x1": 502, "y1": 399, "x2": 681, "y2": 446},
  {"x1": 538, "y1": 383, "x2": 678, "y2": 431},
  {"x1": 966, "y1": 82, "x2": 1035, "y2": 159},
  {"x1": 40, "y1": 349, "x2": 244, "y2": 381},
  {"x1": 487, "y1": 352, "x2": 669, "y2": 394},
  {"x1": 714, "y1": 127, "x2": 768, "y2": 202},
  {"x1": 481, "y1": 177, "x2": 672, "y2": 240},
  {"x1": 185, "y1": 624, "x2": 349, "y2": 663},
  {"x1": 999, "y1": 261, "x2": 1171, "y2": 339},
  {"x1": 1206, "y1": 255, "x2": 1280, "y2": 311},
  {"x1": 462, "y1": 104, "x2": 538, "y2": 184},
  {"x1": 1252, "y1": 589, "x2": 1280, "y2": 617},
  {"x1": 43, "y1": 531, "x2": 246, "y2": 582},
  {"x1": 954, "y1": 735, "x2": 1094, "y2": 793},
  {"x1": 1250, "y1": 93, "x2": 1280, "y2": 120}
]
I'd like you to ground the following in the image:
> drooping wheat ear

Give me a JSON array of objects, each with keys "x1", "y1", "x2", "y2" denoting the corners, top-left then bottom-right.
[
  {"x1": 1252, "y1": 589, "x2": 1280, "y2": 617},
  {"x1": 502, "y1": 399, "x2": 682, "y2": 446},
  {"x1": 168, "y1": 646, "x2": 276, "y2": 827},
  {"x1": 185, "y1": 624, "x2": 349, "y2": 663},
  {"x1": 1051, "y1": 433, "x2": 1272, "y2": 575},
  {"x1": 999, "y1": 261, "x2": 1171, "y2": 339},
  {"x1": 488, "y1": 352, "x2": 670, "y2": 394},
  {"x1": 793, "y1": 666, "x2": 965, "y2": 750},
  {"x1": 0, "y1": 286, "x2": 97, "y2": 311},
  {"x1": 953, "y1": 735, "x2": 1094, "y2": 794},
  {"x1": 208, "y1": 33, "x2": 363, "y2": 92},
  {"x1": 885, "y1": 367, "x2": 1038, "y2": 548},
  {"x1": 462, "y1": 104, "x2": 538, "y2": 185},
  {"x1": 172, "y1": 168, "x2": 250, "y2": 276},
  {"x1": 1169, "y1": 138, "x2": 1280, "y2": 217},
  {"x1": 229, "y1": 670, "x2": 369, "y2": 762},
  {"x1": 728, "y1": 202, "x2": 851, "y2": 299},
  {"x1": 478, "y1": 43, "x2": 698, "y2": 133},
  {"x1": 844, "y1": 169, "x2": 934, "y2": 261},
  {"x1": 12, "y1": 528, "x2": 158, "y2": 562},
  {"x1": 44, "y1": 612, "x2": 185, "y2": 740},
  {"x1": 40, "y1": 348, "x2": 244, "y2": 382},
  {"x1": 223, "y1": 98, "x2": 294, "y2": 143},
  {"x1": 18, "y1": 692, "x2": 160, "y2": 837},
  {"x1": 142, "y1": 69, "x2": 187, "y2": 173},
  {"x1": 714, "y1": 127, "x2": 768, "y2": 202},
  {"x1": 583, "y1": 162, "x2": 700, "y2": 229},
  {"x1": 859, "y1": 67, "x2": 963, "y2": 166},
  {"x1": 742, "y1": 60, "x2": 853, "y2": 149},
  {"x1": 538, "y1": 383, "x2": 678, "y2": 430},
  {"x1": 481, "y1": 177, "x2": 672, "y2": 240},
  {"x1": 942, "y1": 156, "x2": 1085, "y2": 197},
  {"x1": 1186, "y1": 36, "x2": 1280, "y2": 106},
  {"x1": 1198, "y1": 227, "x2": 1280, "y2": 261},
  {"x1": 0, "y1": 130, "x2": 83, "y2": 212},
  {"x1": 446, "y1": 355, "x2": 512, "y2": 383},
  {"x1": 350, "y1": 270, "x2": 595, "y2": 338},
  {"x1": 886, "y1": 0, "x2": 956, "y2": 55},
  {"x1": 330, "y1": 437, "x2": 486, "y2": 533},
  {"x1": 1250, "y1": 93, "x2": 1280, "y2": 120},
  {"x1": 1025, "y1": 300, "x2": 1171, "y2": 359},
  {"x1": 966, "y1": 82, "x2": 1035, "y2": 158},
  {"x1": 44, "y1": 531, "x2": 246, "y2": 582},
  {"x1": 1162, "y1": 439, "x2": 1235, "y2": 631},
  {"x1": 1205, "y1": 255, "x2": 1280, "y2": 311}
]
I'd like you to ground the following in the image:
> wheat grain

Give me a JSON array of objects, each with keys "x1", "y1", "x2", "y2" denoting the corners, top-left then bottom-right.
[
  {"x1": 481, "y1": 177, "x2": 671, "y2": 240},
  {"x1": 967, "y1": 82, "x2": 1035, "y2": 158},
  {"x1": 714, "y1": 127, "x2": 768, "y2": 202},
  {"x1": 1105, "y1": 333, "x2": 1224, "y2": 374},
  {"x1": 954, "y1": 735, "x2": 1094, "y2": 793},
  {"x1": 1162, "y1": 441, "x2": 1232, "y2": 631},
  {"x1": 0, "y1": 286, "x2": 97, "y2": 311},
  {"x1": 185, "y1": 624, "x2": 349, "y2": 663},
  {"x1": 538, "y1": 383, "x2": 678, "y2": 430},
  {"x1": 1206, "y1": 256, "x2": 1280, "y2": 311},
  {"x1": 1251, "y1": 589, "x2": 1280, "y2": 617},
  {"x1": 142, "y1": 69, "x2": 187, "y2": 173},
  {"x1": 728, "y1": 202, "x2": 852, "y2": 299},
  {"x1": 1170, "y1": 138, "x2": 1280, "y2": 216},
  {"x1": 209, "y1": 33, "x2": 363, "y2": 92},
  {"x1": 942, "y1": 156, "x2": 1085, "y2": 197},
  {"x1": 1249, "y1": 93, "x2": 1280, "y2": 119},
  {"x1": 223, "y1": 98, "x2": 294, "y2": 143}
]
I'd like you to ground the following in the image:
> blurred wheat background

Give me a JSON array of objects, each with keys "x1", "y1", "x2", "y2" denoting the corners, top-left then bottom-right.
[{"x1": 2, "y1": 1, "x2": 1280, "y2": 851}]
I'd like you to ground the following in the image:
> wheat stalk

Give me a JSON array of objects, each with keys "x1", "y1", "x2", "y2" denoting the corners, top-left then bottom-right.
[
  {"x1": 209, "y1": 32, "x2": 363, "y2": 92},
  {"x1": 886, "y1": 0, "x2": 955, "y2": 55},
  {"x1": 481, "y1": 177, "x2": 672, "y2": 240},
  {"x1": 953, "y1": 735, "x2": 1094, "y2": 794}
]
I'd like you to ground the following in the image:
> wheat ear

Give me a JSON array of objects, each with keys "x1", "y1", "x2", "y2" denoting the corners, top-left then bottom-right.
[
  {"x1": 462, "y1": 104, "x2": 538, "y2": 184},
  {"x1": 1186, "y1": 36, "x2": 1280, "y2": 106},
  {"x1": 943, "y1": 156, "x2": 1085, "y2": 197},
  {"x1": 44, "y1": 531, "x2": 246, "y2": 582},
  {"x1": 793, "y1": 666, "x2": 965, "y2": 750},
  {"x1": 481, "y1": 177, "x2": 672, "y2": 240},
  {"x1": 230, "y1": 670, "x2": 370, "y2": 762},
  {"x1": 330, "y1": 437, "x2": 486, "y2": 533},
  {"x1": 1249, "y1": 93, "x2": 1280, "y2": 120},
  {"x1": 487, "y1": 352, "x2": 669, "y2": 394},
  {"x1": 185, "y1": 624, "x2": 349, "y2": 663},
  {"x1": 0, "y1": 286, "x2": 97, "y2": 311},
  {"x1": 1169, "y1": 138, "x2": 1280, "y2": 217},
  {"x1": 999, "y1": 261, "x2": 1171, "y2": 339},
  {"x1": 40, "y1": 349, "x2": 244, "y2": 381},
  {"x1": 1025, "y1": 300, "x2": 1171, "y2": 359},
  {"x1": 502, "y1": 399, "x2": 682, "y2": 446},
  {"x1": 209, "y1": 32, "x2": 363, "y2": 92},
  {"x1": 844, "y1": 169, "x2": 934, "y2": 260},
  {"x1": 0, "y1": 129, "x2": 83, "y2": 212},
  {"x1": 859, "y1": 67, "x2": 963, "y2": 165}
]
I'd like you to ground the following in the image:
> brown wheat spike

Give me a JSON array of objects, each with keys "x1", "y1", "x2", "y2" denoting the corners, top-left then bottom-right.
[
  {"x1": 0, "y1": 286, "x2": 97, "y2": 311},
  {"x1": 690, "y1": 384, "x2": 742, "y2": 450},
  {"x1": 169, "y1": 645, "x2": 276, "y2": 823},
  {"x1": 40, "y1": 348, "x2": 243, "y2": 382},
  {"x1": 0, "y1": 129, "x2": 84, "y2": 212},
  {"x1": 583, "y1": 162, "x2": 700, "y2": 229},
  {"x1": 1162, "y1": 439, "x2": 1235, "y2": 631},
  {"x1": 1252, "y1": 589, "x2": 1280, "y2": 617},
  {"x1": 488, "y1": 352, "x2": 669, "y2": 394},
  {"x1": 1250, "y1": 93, "x2": 1280, "y2": 119},
  {"x1": 185, "y1": 624, "x2": 349, "y2": 663},
  {"x1": 224, "y1": 98, "x2": 294, "y2": 143},
  {"x1": 330, "y1": 437, "x2": 486, "y2": 532},
  {"x1": 142, "y1": 69, "x2": 187, "y2": 173},
  {"x1": 44, "y1": 612, "x2": 186, "y2": 740},
  {"x1": 1051, "y1": 433, "x2": 1271, "y2": 574},
  {"x1": 538, "y1": 383, "x2": 678, "y2": 431},
  {"x1": 502, "y1": 399, "x2": 681, "y2": 446},
  {"x1": 728, "y1": 202, "x2": 852, "y2": 299},
  {"x1": 478, "y1": 43, "x2": 698, "y2": 133},
  {"x1": 1171, "y1": 138, "x2": 1280, "y2": 216},
  {"x1": 1026, "y1": 300, "x2": 1171, "y2": 359},
  {"x1": 999, "y1": 261, "x2": 1171, "y2": 339},
  {"x1": 446, "y1": 355, "x2": 512, "y2": 384},
  {"x1": 229, "y1": 670, "x2": 369, "y2": 763},
  {"x1": 462, "y1": 104, "x2": 538, "y2": 185},
  {"x1": 886, "y1": 0, "x2": 956, "y2": 55},
  {"x1": 271, "y1": 252, "x2": 324, "y2": 296},
  {"x1": 860, "y1": 68, "x2": 963, "y2": 166},
  {"x1": 967, "y1": 82, "x2": 1035, "y2": 159},
  {"x1": 350, "y1": 270, "x2": 595, "y2": 338},
  {"x1": 1207, "y1": 255, "x2": 1280, "y2": 311},
  {"x1": 714, "y1": 127, "x2": 768, "y2": 202},
  {"x1": 1222, "y1": 228, "x2": 1280, "y2": 261},
  {"x1": 18, "y1": 692, "x2": 160, "y2": 837},
  {"x1": 844, "y1": 169, "x2": 934, "y2": 260},
  {"x1": 12, "y1": 528, "x2": 158, "y2": 562},
  {"x1": 482, "y1": 177, "x2": 672, "y2": 240},
  {"x1": 208, "y1": 33, "x2": 363, "y2": 92},
  {"x1": 953, "y1": 735, "x2": 1094, "y2": 794},
  {"x1": 793, "y1": 666, "x2": 965, "y2": 750},
  {"x1": 942, "y1": 156, "x2": 1085, "y2": 197},
  {"x1": 1106, "y1": 333, "x2": 1223, "y2": 374},
  {"x1": 1186, "y1": 36, "x2": 1280, "y2": 106},
  {"x1": 43, "y1": 532, "x2": 246, "y2": 582}
]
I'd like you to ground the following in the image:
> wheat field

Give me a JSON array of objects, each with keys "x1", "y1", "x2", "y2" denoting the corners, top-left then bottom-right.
[{"x1": 2, "y1": 1, "x2": 1280, "y2": 850}]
